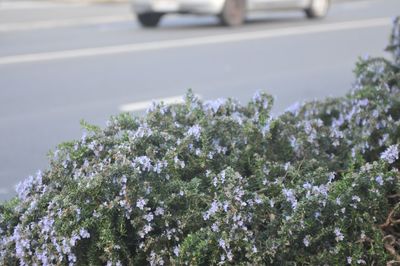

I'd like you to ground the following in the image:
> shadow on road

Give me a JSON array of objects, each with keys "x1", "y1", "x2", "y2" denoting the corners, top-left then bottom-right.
[{"x1": 143, "y1": 13, "x2": 307, "y2": 31}]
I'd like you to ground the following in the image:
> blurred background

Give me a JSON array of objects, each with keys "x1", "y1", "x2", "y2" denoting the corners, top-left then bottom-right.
[{"x1": 0, "y1": 0, "x2": 399, "y2": 201}]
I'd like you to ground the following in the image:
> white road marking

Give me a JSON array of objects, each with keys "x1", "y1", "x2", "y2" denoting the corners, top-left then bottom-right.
[
  {"x1": 0, "y1": 15, "x2": 133, "y2": 32},
  {"x1": 120, "y1": 95, "x2": 201, "y2": 112},
  {"x1": 0, "y1": 17, "x2": 391, "y2": 66},
  {"x1": 0, "y1": 187, "x2": 10, "y2": 195}
]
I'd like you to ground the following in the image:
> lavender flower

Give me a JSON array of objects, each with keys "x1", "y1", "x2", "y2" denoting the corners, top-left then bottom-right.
[
  {"x1": 252, "y1": 90, "x2": 262, "y2": 103},
  {"x1": 39, "y1": 216, "x2": 54, "y2": 234},
  {"x1": 204, "y1": 98, "x2": 226, "y2": 113},
  {"x1": 358, "y1": 98, "x2": 369, "y2": 107},
  {"x1": 352, "y1": 196, "x2": 361, "y2": 202},
  {"x1": 132, "y1": 124, "x2": 153, "y2": 139},
  {"x1": 334, "y1": 227, "x2": 344, "y2": 242},
  {"x1": 303, "y1": 235, "x2": 311, "y2": 247},
  {"x1": 143, "y1": 224, "x2": 152, "y2": 234},
  {"x1": 380, "y1": 144, "x2": 399, "y2": 163},
  {"x1": 173, "y1": 246, "x2": 180, "y2": 257},
  {"x1": 252, "y1": 90, "x2": 270, "y2": 109},
  {"x1": 186, "y1": 124, "x2": 202, "y2": 141},
  {"x1": 303, "y1": 182, "x2": 312, "y2": 190},
  {"x1": 211, "y1": 223, "x2": 219, "y2": 232},
  {"x1": 69, "y1": 233, "x2": 81, "y2": 247},
  {"x1": 133, "y1": 156, "x2": 153, "y2": 172},
  {"x1": 155, "y1": 207, "x2": 165, "y2": 216},
  {"x1": 282, "y1": 188, "x2": 298, "y2": 210},
  {"x1": 336, "y1": 197, "x2": 342, "y2": 205},
  {"x1": 144, "y1": 213, "x2": 154, "y2": 222},
  {"x1": 173, "y1": 156, "x2": 185, "y2": 169},
  {"x1": 218, "y1": 239, "x2": 226, "y2": 249},
  {"x1": 285, "y1": 102, "x2": 301, "y2": 115},
  {"x1": 79, "y1": 228, "x2": 90, "y2": 239},
  {"x1": 328, "y1": 172, "x2": 336, "y2": 183},
  {"x1": 203, "y1": 200, "x2": 219, "y2": 220},
  {"x1": 136, "y1": 198, "x2": 147, "y2": 210},
  {"x1": 139, "y1": 224, "x2": 153, "y2": 238},
  {"x1": 15, "y1": 170, "x2": 43, "y2": 201},
  {"x1": 375, "y1": 175, "x2": 384, "y2": 186}
]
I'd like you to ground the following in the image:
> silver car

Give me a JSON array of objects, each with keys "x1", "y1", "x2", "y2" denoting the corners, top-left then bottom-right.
[{"x1": 133, "y1": 0, "x2": 330, "y2": 27}]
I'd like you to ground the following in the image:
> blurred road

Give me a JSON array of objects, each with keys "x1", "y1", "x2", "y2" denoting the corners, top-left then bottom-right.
[{"x1": 0, "y1": 0, "x2": 399, "y2": 200}]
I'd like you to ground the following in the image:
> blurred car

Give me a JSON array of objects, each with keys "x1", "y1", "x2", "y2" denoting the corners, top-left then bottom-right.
[{"x1": 132, "y1": 0, "x2": 330, "y2": 27}]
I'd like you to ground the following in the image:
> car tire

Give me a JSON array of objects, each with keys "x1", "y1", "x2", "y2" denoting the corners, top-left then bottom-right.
[
  {"x1": 137, "y1": 13, "x2": 163, "y2": 27},
  {"x1": 219, "y1": 0, "x2": 246, "y2": 27},
  {"x1": 305, "y1": 0, "x2": 330, "y2": 19}
]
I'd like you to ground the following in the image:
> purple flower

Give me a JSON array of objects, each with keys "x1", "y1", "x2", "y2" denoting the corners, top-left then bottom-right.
[
  {"x1": 204, "y1": 98, "x2": 226, "y2": 113},
  {"x1": 252, "y1": 90, "x2": 270, "y2": 109},
  {"x1": 328, "y1": 172, "x2": 336, "y2": 183},
  {"x1": 303, "y1": 235, "x2": 310, "y2": 247},
  {"x1": 144, "y1": 213, "x2": 154, "y2": 222},
  {"x1": 154, "y1": 160, "x2": 168, "y2": 174},
  {"x1": 358, "y1": 99, "x2": 369, "y2": 107},
  {"x1": 68, "y1": 254, "x2": 77, "y2": 263},
  {"x1": 252, "y1": 246, "x2": 258, "y2": 253},
  {"x1": 173, "y1": 156, "x2": 185, "y2": 169},
  {"x1": 380, "y1": 145, "x2": 399, "y2": 164},
  {"x1": 334, "y1": 227, "x2": 344, "y2": 242},
  {"x1": 133, "y1": 156, "x2": 153, "y2": 172},
  {"x1": 186, "y1": 124, "x2": 202, "y2": 141},
  {"x1": 252, "y1": 90, "x2": 262, "y2": 102},
  {"x1": 69, "y1": 233, "x2": 80, "y2": 247},
  {"x1": 282, "y1": 188, "x2": 297, "y2": 210},
  {"x1": 79, "y1": 228, "x2": 90, "y2": 239},
  {"x1": 136, "y1": 197, "x2": 147, "y2": 210},
  {"x1": 15, "y1": 170, "x2": 43, "y2": 201},
  {"x1": 155, "y1": 207, "x2": 164, "y2": 216},
  {"x1": 40, "y1": 216, "x2": 54, "y2": 233},
  {"x1": 375, "y1": 175, "x2": 384, "y2": 186},
  {"x1": 303, "y1": 182, "x2": 312, "y2": 190},
  {"x1": 218, "y1": 239, "x2": 226, "y2": 249},
  {"x1": 336, "y1": 197, "x2": 342, "y2": 205},
  {"x1": 81, "y1": 132, "x2": 87, "y2": 143},
  {"x1": 143, "y1": 224, "x2": 152, "y2": 234},
  {"x1": 285, "y1": 102, "x2": 301, "y2": 115},
  {"x1": 347, "y1": 257, "x2": 352, "y2": 264},
  {"x1": 132, "y1": 124, "x2": 153, "y2": 139},
  {"x1": 203, "y1": 200, "x2": 219, "y2": 220},
  {"x1": 167, "y1": 246, "x2": 177, "y2": 258},
  {"x1": 352, "y1": 195, "x2": 361, "y2": 202},
  {"x1": 211, "y1": 223, "x2": 219, "y2": 232}
]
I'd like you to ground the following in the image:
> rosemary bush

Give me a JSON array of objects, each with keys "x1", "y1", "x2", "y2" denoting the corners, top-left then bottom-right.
[{"x1": 1, "y1": 18, "x2": 400, "y2": 266}]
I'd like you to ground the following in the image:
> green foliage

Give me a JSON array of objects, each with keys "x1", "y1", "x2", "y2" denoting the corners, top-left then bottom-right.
[{"x1": 1, "y1": 17, "x2": 400, "y2": 266}]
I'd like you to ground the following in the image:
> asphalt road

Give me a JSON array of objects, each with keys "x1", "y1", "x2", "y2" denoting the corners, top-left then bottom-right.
[{"x1": 0, "y1": 0, "x2": 399, "y2": 201}]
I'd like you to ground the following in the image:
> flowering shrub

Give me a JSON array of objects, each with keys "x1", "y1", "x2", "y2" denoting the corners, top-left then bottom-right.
[{"x1": 1, "y1": 19, "x2": 400, "y2": 266}]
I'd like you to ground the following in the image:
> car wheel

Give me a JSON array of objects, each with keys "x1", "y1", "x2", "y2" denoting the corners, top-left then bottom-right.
[
  {"x1": 219, "y1": 0, "x2": 246, "y2": 26},
  {"x1": 137, "y1": 13, "x2": 163, "y2": 27},
  {"x1": 305, "y1": 0, "x2": 330, "y2": 19}
]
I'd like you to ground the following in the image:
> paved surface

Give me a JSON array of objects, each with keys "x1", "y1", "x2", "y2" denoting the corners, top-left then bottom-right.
[{"x1": 0, "y1": 0, "x2": 399, "y2": 201}]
